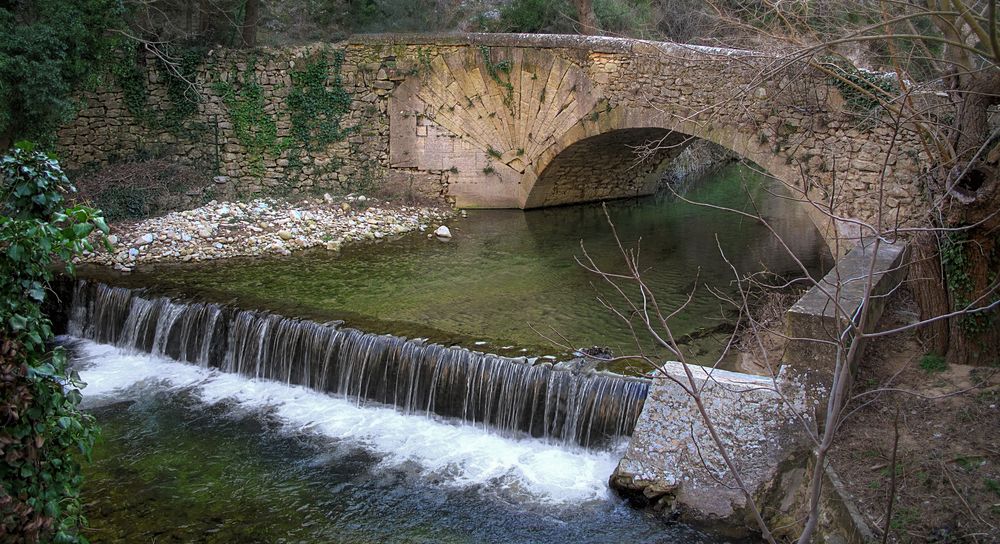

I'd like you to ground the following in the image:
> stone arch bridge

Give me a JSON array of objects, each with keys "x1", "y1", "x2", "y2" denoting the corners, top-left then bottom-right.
[
  {"x1": 58, "y1": 33, "x2": 928, "y2": 246},
  {"x1": 376, "y1": 34, "x2": 926, "y2": 246}
]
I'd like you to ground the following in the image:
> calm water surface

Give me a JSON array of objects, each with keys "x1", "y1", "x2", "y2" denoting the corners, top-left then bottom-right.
[{"x1": 84, "y1": 164, "x2": 830, "y2": 371}]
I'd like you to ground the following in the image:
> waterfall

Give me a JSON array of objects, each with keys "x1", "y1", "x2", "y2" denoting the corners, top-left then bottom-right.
[{"x1": 68, "y1": 281, "x2": 649, "y2": 448}]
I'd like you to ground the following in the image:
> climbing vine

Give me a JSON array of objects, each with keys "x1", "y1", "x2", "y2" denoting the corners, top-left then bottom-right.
[
  {"x1": 158, "y1": 45, "x2": 206, "y2": 128},
  {"x1": 213, "y1": 63, "x2": 280, "y2": 176},
  {"x1": 826, "y1": 63, "x2": 898, "y2": 124},
  {"x1": 112, "y1": 41, "x2": 206, "y2": 133},
  {"x1": 287, "y1": 50, "x2": 354, "y2": 151},
  {"x1": 941, "y1": 231, "x2": 998, "y2": 335},
  {"x1": 1, "y1": 143, "x2": 106, "y2": 543},
  {"x1": 479, "y1": 46, "x2": 514, "y2": 110},
  {"x1": 112, "y1": 40, "x2": 150, "y2": 123}
]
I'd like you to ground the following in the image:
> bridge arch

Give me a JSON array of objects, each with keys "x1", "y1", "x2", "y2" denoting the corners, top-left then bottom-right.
[
  {"x1": 381, "y1": 33, "x2": 926, "y2": 249},
  {"x1": 519, "y1": 104, "x2": 839, "y2": 244}
]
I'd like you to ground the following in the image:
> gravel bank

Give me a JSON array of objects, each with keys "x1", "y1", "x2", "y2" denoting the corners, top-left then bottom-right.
[{"x1": 76, "y1": 194, "x2": 452, "y2": 272}]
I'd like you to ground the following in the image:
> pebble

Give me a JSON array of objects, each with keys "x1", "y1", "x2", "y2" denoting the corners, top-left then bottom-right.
[{"x1": 76, "y1": 197, "x2": 451, "y2": 267}]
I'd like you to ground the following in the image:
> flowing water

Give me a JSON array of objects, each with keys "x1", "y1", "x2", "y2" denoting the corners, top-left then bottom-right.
[
  {"x1": 81, "y1": 164, "x2": 831, "y2": 372},
  {"x1": 72, "y1": 340, "x2": 722, "y2": 543},
  {"x1": 69, "y1": 163, "x2": 827, "y2": 542},
  {"x1": 69, "y1": 282, "x2": 648, "y2": 448}
]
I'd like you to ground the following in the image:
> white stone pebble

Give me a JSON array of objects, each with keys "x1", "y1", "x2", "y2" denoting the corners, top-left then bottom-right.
[{"x1": 77, "y1": 197, "x2": 451, "y2": 268}]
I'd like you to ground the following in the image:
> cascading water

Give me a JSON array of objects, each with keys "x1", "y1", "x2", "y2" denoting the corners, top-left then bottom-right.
[{"x1": 68, "y1": 281, "x2": 649, "y2": 448}]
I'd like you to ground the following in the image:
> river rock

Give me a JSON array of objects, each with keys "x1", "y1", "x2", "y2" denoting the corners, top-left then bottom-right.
[
  {"x1": 435, "y1": 225, "x2": 452, "y2": 238},
  {"x1": 278, "y1": 230, "x2": 293, "y2": 241}
]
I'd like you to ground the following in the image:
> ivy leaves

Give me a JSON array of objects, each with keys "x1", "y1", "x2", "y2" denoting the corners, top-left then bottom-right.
[
  {"x1": 214, "y1": 49, "x2": 355, "y2": 179},
  {"x1": 1, "y1": 143, "x2": 105, "y2": 543},
  {"x1": 287, "y1": 50, "x2": 355, "y2": 151}
]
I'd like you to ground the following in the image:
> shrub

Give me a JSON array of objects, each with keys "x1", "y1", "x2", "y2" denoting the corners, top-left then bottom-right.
[
  {"x1": 918, "y1": 353, "x2": 948, "y2": 373},
  {"x1": 0, "y1": 142, "x2": 106, "y2": 543}
]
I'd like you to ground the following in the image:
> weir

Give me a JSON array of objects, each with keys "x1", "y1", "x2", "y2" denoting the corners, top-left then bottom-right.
[{"x1": 68, "y1": 281, "x2": 649, "y2": 448}]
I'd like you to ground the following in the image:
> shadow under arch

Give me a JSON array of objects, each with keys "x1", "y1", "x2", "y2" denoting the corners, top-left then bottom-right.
[{"x1": 521, "y1": 105, "x2": 838, "y2": 252}]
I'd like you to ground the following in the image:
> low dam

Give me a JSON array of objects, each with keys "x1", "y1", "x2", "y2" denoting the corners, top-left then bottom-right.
[{"x1": 69, "y1": 281, "x2": 649, "y2": 449}]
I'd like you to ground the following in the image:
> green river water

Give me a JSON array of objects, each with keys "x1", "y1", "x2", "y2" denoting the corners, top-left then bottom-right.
[
  {"x1": 76, "y1": 163, "x2": 827, "y2": 542},
  {"x1": 83, "y1": 164, "x2": 831, "y2": 373}
]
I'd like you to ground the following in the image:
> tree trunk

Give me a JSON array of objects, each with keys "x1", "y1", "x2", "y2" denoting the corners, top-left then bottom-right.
[
  {"x1": 574, "y1": 0, "x2": 599, "y2": 35},
  {"x1": 946, "y1": 226, "x2": 1000, "y2": 365},
  {"x1": 909, "y1": 232, "x2": 950, "y2": 357},
  {"x1": 199, "y1": 0, "x2": 211, "y2": 36},
  {"x1": 240, "y1": 0, "x2": 260, "y2": 48}
]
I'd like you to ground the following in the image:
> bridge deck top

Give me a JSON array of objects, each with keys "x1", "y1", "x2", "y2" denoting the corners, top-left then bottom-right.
[{"x1": 345, "y1": 32, "x2": 763, "y2": 58}]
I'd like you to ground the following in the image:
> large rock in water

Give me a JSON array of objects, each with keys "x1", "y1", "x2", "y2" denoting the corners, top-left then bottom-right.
[
  {"x1": 434, "y1": 225, "x2": 452, "y2": 238},
  {"x1": 610, "y1": 363, "x2": 811, "y2": 527}
]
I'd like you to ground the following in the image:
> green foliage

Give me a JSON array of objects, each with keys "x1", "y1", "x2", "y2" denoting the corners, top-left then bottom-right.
[
  {"x1": 112, "y1": 42, "x2": 205, "y2": 133},
  {"x1": 827, "y1": 64, "x2": 898, "y2": 121},
  {"x1": 942, "y1": 231, "x2": 973, "y2": 296},
  {"x1": 485, "y1": 0, "x2": 651, "y2": 35},
  {"x1": 489, "y1": 0, "x2": 576, "y2": 33},
  {"x1": 941, "y1": 231, "x2": 997, "y2": 335},
  {"x1": 158, "y1": 45, "x2": 207, "y2": 128},
  {"x1": 479, "y1": 46, "x2": 514, "y2": 110},
  {"x1": 336, "y1": 0, "x2": 464, "y2": 33},
  {"x1": 0, "y1": 0, "x2": 124, "y2": 146},
  {"x1": 593, "y1": 0, "x2": 652, "y2": 35},
  {"x1": 0, "y1": 143, "x2": 105, "y2": 543},
  {"x1": 287, "y1": 50, "x2": 354, "y2": 151},
  {"x1": 111, "y1": 39, "x2": 148, "y2": 122},
  {"x1": 213, "y1": 65, "x2": 280, "y2": 176},
  {"x1": 918, "y1": 353, "x2": 947, "y2": 373}
]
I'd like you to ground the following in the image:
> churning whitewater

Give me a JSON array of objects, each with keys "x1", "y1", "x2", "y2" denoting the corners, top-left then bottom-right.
[
  {"x1": 68, "y1": 339, "x2": 623, "y2": 503},
  {"x1": 67, "y1": 281, "x2": 650, "y2": 448}
]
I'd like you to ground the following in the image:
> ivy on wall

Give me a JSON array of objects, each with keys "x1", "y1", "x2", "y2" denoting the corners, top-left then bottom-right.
[
  {"x1": 112, "y1": 42, "x2": 206, "y2": 133},
  {"x1": 212, "y1": 64, "x2": 279, "y2": 176},
  {"x1": 826, "y1": 63, "x2": 898, "y2": 125},
  {"x1": 287, "y1": 50, "x2": 355, "y2": 151}
]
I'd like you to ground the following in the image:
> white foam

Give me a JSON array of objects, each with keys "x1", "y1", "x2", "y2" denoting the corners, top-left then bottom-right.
[{"x1": 67, "y1": 338, "x2": 621, "y2": 504}]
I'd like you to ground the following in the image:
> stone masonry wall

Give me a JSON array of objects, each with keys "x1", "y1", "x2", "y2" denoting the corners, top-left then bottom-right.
[{"x1": 56, "y1": 43, "x2": 437, "y2": 203}]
